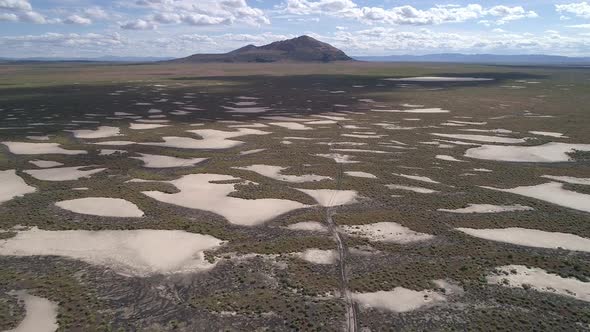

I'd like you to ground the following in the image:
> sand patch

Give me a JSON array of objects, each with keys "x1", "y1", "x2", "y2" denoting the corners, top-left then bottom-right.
[
  {"x1": 432, "y1": 133, "x2": 525, "y2": 144},
  {"x1": 130, "y1": 123, "x2": 169, "y2": 130},
  {"x1": 8, "y1": 291, "x2": 58, "y2": 332},
  {"x1": 235, "y1": 165, "x2": 331, "y2": 183},
  {"x1": 541, "y1": 175, "x2": 590, "y2": 185},
  {"x1": 2, "y1": 142, "x2": 86, "y2": 155},
  {"x1": 439, "y1": 204, "x2": 532, "y2": 213},
  {"x1": 456, "y1": 227, "x2": 590, "y2": 252},
  {"x1": 342, "y1": 134, "x2": 386, "y2": 139},
  {"x1": 482, "y1": 182, "x2": 590, "y2": 213},
  {"x1": 29, "y1": 160, "x2": 64, "y2": 168},
  {"x1": 55, "y1": 197, "x2": 144, "y2": 217},
  {"x1": 240, "y1": 148, "x2": 266, "y2": 155},
  {"x1": 24, "y1": 166, "x2": 105, "y2": 181},
  {"x1": 529, "y1": 131, "x2": 568, "y2": 138},
  {"x1": 387, "y1": 184, "x2": 438, "y2": 194},
  {"x1": 385, "y1": 76, "x2": 493, "y2": 82},
  {"x1": 352, "y1": 287, "x2": 446, "y2": 313},
  {"x1": 392, "y1": 173, "x2": 439, "y2": 184},
  {"x1": 435, "y1": 155, "x2": 465, "y2": 162},
  {"x1": 372, "y1": 108, "x2": 450, "y2": 114},
  {"x1": 465, "y1": 142, "x2": 590, "y2": 162},
  {"x1": 141, "y1": 174, "x2": 308, "y2": 226},
  {"x1": 0, "y1": 227, "x2": 222, "y2": 277},
  {"x1": 345, "y1": 171, "x2": 377, "y2": 179},
  {"x1": 341, "y1": 222, "x2": 433, "y2": 243},
  {"x1": 296, "y1": 249, "x2": 338, "y2": 265},
  {"x1": 269, "y1": 122, "x2": 312, "y2": 130},
  {"x1": 286, "y1": 221, "x2": 327, "y2": 233},
  {"x1": 132, "y1": 153, "x2": 207, "y2": 168},
  {"x1": 141, "y1": 128, "x2": 269, "y2": 150},
  {"x1": 488, "y1": 265, "x2": 590, "y2": 302},
  {"x1": 297, "y1": 189, "x2": 358, "y2": 207},
  {"x1": 0, "y1": 170, "x2": 36, "y2": 204},
  {"x1": 315, "y1": 153, "x2": 359, "y2": 164},
  {"x1": 223, "y1": 106, "x2": 269, "y2": 114},
  {"x1": 70, "y1": 126, "x2": 120, "y2": 139}
]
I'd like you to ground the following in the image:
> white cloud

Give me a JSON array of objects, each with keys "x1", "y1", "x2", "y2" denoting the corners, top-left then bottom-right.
[
  {"x1": 568, "y1": 23, "x2": 590, "y2": 28},
  {"x1": 120, "y1": 19, "x2": 157, "y2": 30},
  {"x1": 0, "y1": 0, "x2": 31, "y2": 11},
  {"x1": 128, "y1": 0, "x2": 269, "y2": 29},
  {"x1": 556, "y1": 2, "x2": 590, "y2": 19},
  {"x1": 280, "y1": 1, "x2": 537, "y2": 25},
  {"x1": 64, "y1": 14, "x2": 92, "y2": 25}
]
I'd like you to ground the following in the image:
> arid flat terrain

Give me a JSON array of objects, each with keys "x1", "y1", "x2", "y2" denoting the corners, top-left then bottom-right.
[{"x1": 0, "y1": 62, "x2": 589, "y2": 331}]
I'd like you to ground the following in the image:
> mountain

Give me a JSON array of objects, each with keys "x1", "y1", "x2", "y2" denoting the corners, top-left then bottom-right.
[
  {"x1": 173, "y1": 35, "x2": 353, "y2": 63},
  {"x1": 0, "y1": 56, "x2": 174, "y2": 63},
  {"x1": 355, "y1": 53, "x2": 590, "y2": 65}
]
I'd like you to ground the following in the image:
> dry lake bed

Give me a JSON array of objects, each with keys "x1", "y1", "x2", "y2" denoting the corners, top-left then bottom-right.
[{"x1": 0, "y1": 62, "x2": 589, "y2": 331}]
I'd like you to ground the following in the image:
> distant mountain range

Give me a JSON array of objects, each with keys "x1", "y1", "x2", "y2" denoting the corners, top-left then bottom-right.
[
  {"x1": 0, "y1": 56, "x2": 174, "y2": 63},
  {"x1": 354, "y1": 53, "x2": 590, "y2": 65},
  {"x1": 172, "y1": 35, "x2": 353, "y2": 63}
]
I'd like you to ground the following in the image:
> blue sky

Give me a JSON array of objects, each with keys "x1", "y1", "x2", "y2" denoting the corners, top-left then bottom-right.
[{"x1": 1, "y1": 0, "x2": 590, "y2": 58}]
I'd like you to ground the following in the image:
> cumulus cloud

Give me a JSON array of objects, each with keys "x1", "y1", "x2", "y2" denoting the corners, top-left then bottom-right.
[
  {"x1": 120, "y1": 19, "x2": 157, "y2": 30},
  {"x1": 64, "y1": 14, "x2": 92, "y2": 25},
  {"x1": 556, "y1": 2, "x2": 590, "y2": 19},
  {"x1": 0, "y1": 0, "x2": 48, "y2": 23},
  {"x1": 280, "y1": 1, "x2": 537, "y2": 25},
  {"x1": 127, "y1": 0, "x2": 269, "y2": 29}
]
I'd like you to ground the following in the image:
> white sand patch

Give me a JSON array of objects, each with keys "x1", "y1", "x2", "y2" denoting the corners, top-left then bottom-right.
[
  {"x1": 26, "y1": 135, "x2": 50, "y2": 141},
  {"x1": 296, "y1": 249, "x2": 337, "y2": 265},
  {"x1": 345, "y1": 171, "x2": 377, "y2": 179},
  {"x1": 387, "y1": 184, "x2": 438, "y2": 194},
  {"x1": 392, "y1": 173, "x2": 439, "y2": 184},
  {"x1": 482, "y1": 182, "x2": 590, "y2": 213},
  {"x1": 342, "y1": 134, "x2": 386, "y2": 139},
  {"x1": 333, "y1": 149, "x2": 390, "y2": 154},
  {"x1": 24, "y1": 166, "x2": 105, "y2": 181},
  {"x1": 297, "y1": 189, "x2": 358, "y2": 207},
  {"x1": 235, "y1": 165, "x2": 331, "y2": 183},
  {"x1": 529, "y1": 131, "x2": 568, "y2": 138},
  {"x1": 70, "y1": 126, "x2": 121, "y2": 139},
  {"x1": 281, "y1": 140, "x2": 293, "y2": 145},
  {"x1": 465, "y1": 143, "x2": 590, "y2": 162},
  {"x1": 372, "y1": 108, "x2": 450, "y2": 114},
  {"x1": 448, "y1": 120, "x2": 487, "y2": 125},
  {"x1": 488, "y1": 265, "x2": 590, "y2": 302},
  {"x1": 29, "y1": 160, "x2": 64, "y2": 168},
  {"x1": 439, "y1": 204, "x2": 533, "y2": 214},
  {"x1": 431, "y1": 133, "x2": 526, "y2": 144},
  {"x1": 457, "y1": 227, "x2": 590, "y2": 252},
  {"x1": 233, "y1": 101, "x2": 257, "y2": 106},
  {"x1": 141, "y1": 174, "x2": 308, "y2": 226},
  {"x1": 286, "y1": 221, "x2": 328, "y2": 233},
  {"x1": 8, "y1": 291, "x2": 58, "y2": 332},
  {"x1": 473, "y1": 168, "x2": 492, "y2": 172},
  {"x1": 130, "y1": 123, "x2": 169, "y2": 130},
  {"x1": 93, "y1": 141, "x2": 135, "y2": 146},
  {"x1": 223, "y1": 106, "x2": 270, "y2": 114},
  {"x1": 240, "y1": 148, "x2": 266, "y2": 155},
  {"x1": 0, "y1": 170, "x2": 36, "y2": 204},
  {"x1": 2, "y1": 142, "x2": 86, "y2": 155},
  {"x1": 385, "y1": 76, "x2": 493, "y2": 82},
  {"x1": 141, "y1": 128, "x2": 269, "y2": 150},
  {"x1": 401, "y1": 103, "x2": 424, "y2": 108},
  {"x1": 352, "y1": 287, "x2": 446, "y2": 313},
  {"x1": 0, "y1": 227, "x2": 222, "y2": 277},
  {"x1": 315, "y1": 153, "x2": 359, "y2": 164},
  {"x1": 313, "y1": 115, "x2": 349, "y2": 121},
  {"x1": 461, "y1": 129, "x2": 513, "y2": 134},
  {"x1": 261, "y1": 116, "x2": 310, "y2": 122},
  {"x1": 132, "y1": 153, "x2": 207, "y2": 168},
  {"x1": 541, "y1": 175, "x2": 590, "y2": 186},
  {"x1": 436, "y1": 155, "x2": 465, "y2": 162},
  {"x1": 306, "y1": 120, "x2": 337, "y2": 125},
  {"x1": 228, "y1": 123, "x2": 268, "y2": 128},
  {"x1": 237, "y1": 96, "x2": 259, "y2": 100},
  {"x1": 341, "y1": 222, "x2": 433, "y2": 243},
  {"x1": 136, "y1": 119, "x2": 170, "y2": 123},
  {"x1": 55, "y1": 197, "x2": 144, "y2": 217},
  {"x1": 269, "y1": 122, "x2": 312, "y2": 130}
]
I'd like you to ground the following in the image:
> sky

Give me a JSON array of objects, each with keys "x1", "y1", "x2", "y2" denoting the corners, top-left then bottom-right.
[{"x1": 2, "y1": 0, "x2": 590, "y2": 58}]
